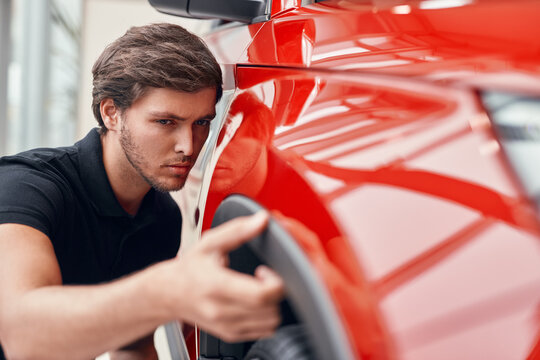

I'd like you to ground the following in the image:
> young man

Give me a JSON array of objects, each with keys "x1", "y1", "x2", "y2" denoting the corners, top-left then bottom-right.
[{"x1": 0, "y1": 23, "x2": 284, "y2": 359}]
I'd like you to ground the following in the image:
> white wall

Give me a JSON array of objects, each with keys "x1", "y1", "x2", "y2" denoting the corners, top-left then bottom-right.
[{"x1": 77, "y1": 0, "x2": 212, "y2": 139}]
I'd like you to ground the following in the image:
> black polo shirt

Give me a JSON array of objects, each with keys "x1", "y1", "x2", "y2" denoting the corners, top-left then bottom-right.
[{"x1": 0, "y1": 128, "x2": 182, "y2": 284}]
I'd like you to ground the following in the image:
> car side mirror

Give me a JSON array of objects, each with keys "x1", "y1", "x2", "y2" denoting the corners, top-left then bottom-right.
[{"x1": 148, "y1": 0, "x2": 269, "y2": 23}]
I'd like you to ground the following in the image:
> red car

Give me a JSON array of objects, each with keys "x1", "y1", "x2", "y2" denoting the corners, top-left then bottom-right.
[{"x1": 150, "y1": 0, "x2": 540, "y2": 359}]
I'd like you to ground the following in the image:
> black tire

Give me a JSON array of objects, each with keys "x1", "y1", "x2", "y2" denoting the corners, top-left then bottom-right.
[{"x1": 244, "y1": 325, "x2": 313, "y2": 360}]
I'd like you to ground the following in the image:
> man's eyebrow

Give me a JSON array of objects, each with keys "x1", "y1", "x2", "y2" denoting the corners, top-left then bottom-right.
[
  {"x1": 149, "y1": 111, "x2": 185, "y2": 120},
  {"x1": 148, "y1": 111, "x2": 216, "y2": 120}
]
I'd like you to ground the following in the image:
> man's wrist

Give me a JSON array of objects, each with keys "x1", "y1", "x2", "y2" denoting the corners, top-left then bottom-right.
[{"x1": 138, "y1": 259, "x2": 185, "y2": 323}]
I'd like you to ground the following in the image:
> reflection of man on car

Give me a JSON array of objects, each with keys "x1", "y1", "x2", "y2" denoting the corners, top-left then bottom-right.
[{"x1": 210, "y1": 91, "x2": 274, "y2": 197}]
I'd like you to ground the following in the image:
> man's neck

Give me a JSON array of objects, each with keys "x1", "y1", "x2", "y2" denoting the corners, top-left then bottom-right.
[{"x1": 101, "y1": 133, "x2": 151, "y2": 216}]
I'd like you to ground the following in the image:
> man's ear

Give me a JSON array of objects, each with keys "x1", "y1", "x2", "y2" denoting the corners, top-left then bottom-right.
[{"x1": 100, "y1": 98, "x2": 122, "y2": 132}]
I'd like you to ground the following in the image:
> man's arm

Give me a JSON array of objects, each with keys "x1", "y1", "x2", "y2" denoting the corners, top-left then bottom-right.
[{"x1": 0, "y1": 211, "x2": 284, "y2": 360}]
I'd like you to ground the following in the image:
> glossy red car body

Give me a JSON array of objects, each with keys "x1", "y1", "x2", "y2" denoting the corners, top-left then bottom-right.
[{"x1": 170, "y1": 1, "x2": 540, "y2": 359}]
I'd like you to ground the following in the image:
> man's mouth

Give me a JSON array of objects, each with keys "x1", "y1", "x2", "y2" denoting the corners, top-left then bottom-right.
[
  {"x1": 163, "y1": 163, "x2": 191, "y2": 176},
  {"x1": 214, "y1": 161, "x2": 232, "y2": 170},
  {"x1": 213, "y1": 165, "x2": 232, "y2": 174}
]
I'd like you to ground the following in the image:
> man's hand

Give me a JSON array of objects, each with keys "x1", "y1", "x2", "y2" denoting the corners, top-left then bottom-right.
[{"x1": 152, "y1": 211, "x2": 285, "y2": 343}]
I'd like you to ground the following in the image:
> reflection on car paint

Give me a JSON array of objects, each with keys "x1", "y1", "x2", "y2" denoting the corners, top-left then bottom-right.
[{"x1": 171, "y1": 0, "x2": 540, "y2": 358}]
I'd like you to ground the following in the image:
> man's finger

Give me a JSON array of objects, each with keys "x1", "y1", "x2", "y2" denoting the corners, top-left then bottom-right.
[
  {"x1": 200, "y1": 305, "x2": 281, "y2": 343},
  {"x1": 213, "y1": 267, "x2": 284, "y2": 307},
  {"x1": 198, "y1": 300, "x2": 280, "y2": 324},
  {"x1": 201, "y1": 211, "x2": 269, "y2": 255},
  {"x1": 254, "y1": 265, "x2": 285, "y2": 303},
  {"x1": 221, "y1": 309, "x2": 281, "y2": 341}
]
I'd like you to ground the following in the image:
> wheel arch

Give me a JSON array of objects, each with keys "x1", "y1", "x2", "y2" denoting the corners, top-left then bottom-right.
[{"x1": 199, "y1": 194, "x2": 356, "y2": 360}]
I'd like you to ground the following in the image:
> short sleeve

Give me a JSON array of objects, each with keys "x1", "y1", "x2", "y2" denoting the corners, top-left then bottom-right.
[{"x1": 0, "y1": 162, "x2": 65, "y2": 238}]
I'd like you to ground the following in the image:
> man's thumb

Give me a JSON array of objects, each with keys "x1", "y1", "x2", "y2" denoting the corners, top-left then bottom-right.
[
  {"x1": 202, "y1": 211, "x2": 269, "y2": 254},
  {"x1": 255, "y1": 265, "x2": 285, "y2": 301}
]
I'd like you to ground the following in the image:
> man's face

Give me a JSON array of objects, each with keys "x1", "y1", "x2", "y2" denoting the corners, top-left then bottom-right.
[
  {"x1": 211, "y1": 119, "x2": 267, "y2": 195},
  {"x1": 119, "y1": 87, "x2": 216, "y2": 192}
]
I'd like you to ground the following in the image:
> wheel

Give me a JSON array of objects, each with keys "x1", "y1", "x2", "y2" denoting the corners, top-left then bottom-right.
[{"x1": 244, "y1": 325, "x2": 313, "y2": 360}]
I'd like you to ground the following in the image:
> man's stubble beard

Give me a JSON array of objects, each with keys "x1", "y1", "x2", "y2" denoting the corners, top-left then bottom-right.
[{"x1": 120, "y1": 120, "x2": 189, "y2": 193}]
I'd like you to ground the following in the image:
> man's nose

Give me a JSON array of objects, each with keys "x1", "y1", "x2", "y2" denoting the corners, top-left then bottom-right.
[{"x1": 173, "y1": 125, "x2": 193, "y2": 156}]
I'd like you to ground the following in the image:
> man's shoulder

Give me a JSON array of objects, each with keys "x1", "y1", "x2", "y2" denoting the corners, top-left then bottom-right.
[
  {"x1": 0, "y1": 129, "x2": 100, "y2": 173},
  {"x1": 0, "y1": 146, "x2": 82, "y2": 238},
  {"x1": 0, "y1": 144, "x2": 78, "y2": 173},
  {"x1": 0, "y1": 146, "x2": 82, "y2": 197}
]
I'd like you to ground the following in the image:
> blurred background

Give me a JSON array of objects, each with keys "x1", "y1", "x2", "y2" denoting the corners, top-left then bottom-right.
[{"x1": 0, "y1": 0, "x2": 213, "y2": 156}]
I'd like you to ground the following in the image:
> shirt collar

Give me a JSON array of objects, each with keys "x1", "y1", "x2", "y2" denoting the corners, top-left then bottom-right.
[{"x1": 76, "y1": 128, "x2": 157, "y2": 221}]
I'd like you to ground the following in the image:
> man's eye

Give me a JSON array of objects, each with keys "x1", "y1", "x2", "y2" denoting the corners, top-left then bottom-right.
[
  {"x1": 157, "y1": 119, "x2": 172, "y2": 125},
  {"x1": 195, "y1": 119, "x2": 211, "y2": 126}
]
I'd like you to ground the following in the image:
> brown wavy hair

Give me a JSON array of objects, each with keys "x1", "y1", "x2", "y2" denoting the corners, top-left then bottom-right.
[{"x1": 91, "y1": 23, "x2": 223, "y2": 133}]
